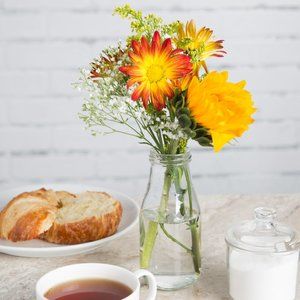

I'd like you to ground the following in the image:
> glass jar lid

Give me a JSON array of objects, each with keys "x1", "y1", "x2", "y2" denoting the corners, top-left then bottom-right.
[{"x1": 225, "y1": 207, "x2": 299, "y2": 253}]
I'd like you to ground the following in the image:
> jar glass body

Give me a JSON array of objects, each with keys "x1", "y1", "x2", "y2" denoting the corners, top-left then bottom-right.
[
  {"x1": 226, "y1": 207, "x2": 300, "y2": 300},
  {"x1": 140, "y1": 150, "x2": 201, "y2": 290},
  {"x1": 227, "y1": 245, "x2": 299, "y2": 300}
]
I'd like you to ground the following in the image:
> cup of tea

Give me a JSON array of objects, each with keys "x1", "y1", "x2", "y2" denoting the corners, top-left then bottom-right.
[{"x1": 36, "y1": 263, "x2": 157, "y2": 300}]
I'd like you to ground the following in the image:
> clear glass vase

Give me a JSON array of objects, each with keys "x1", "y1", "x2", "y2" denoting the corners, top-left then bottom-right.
[{"x1": 140, "y1": 150, "x2": 201, "y2": 290}]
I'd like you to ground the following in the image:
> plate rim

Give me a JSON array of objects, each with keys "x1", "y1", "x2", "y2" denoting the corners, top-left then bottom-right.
[{"x1": 0, "y1": 183, "x2": 139, "y2": 254}]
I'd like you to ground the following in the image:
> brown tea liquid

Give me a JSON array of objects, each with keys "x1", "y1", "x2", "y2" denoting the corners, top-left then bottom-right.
[{"x1": 44, "y1": 278, "x2": 133, "y2": 300}]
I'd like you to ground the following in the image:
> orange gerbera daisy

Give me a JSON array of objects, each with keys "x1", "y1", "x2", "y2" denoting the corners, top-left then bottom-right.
[
  {"x1": 187, "y1": 71, "x2": 256, "y2": 152},
  {"x1": 174, "y1": 20, "x2": 226, "y2": 73},
  {"x1": 119, "y1": 31, "x2": 193, "y2": 110}
]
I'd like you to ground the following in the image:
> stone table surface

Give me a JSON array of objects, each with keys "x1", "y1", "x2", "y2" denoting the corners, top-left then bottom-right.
[{"x1": 0, "y1": 194, "x2": 300, "y2": 300}]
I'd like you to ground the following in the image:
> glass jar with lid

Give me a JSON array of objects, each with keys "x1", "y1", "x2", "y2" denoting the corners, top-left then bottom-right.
[{"x1": 225, "y1": 207, "x2": 300, "y2": 300}]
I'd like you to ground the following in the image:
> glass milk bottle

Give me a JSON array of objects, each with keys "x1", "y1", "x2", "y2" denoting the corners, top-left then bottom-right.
[
  {"x1": 140, "y1": 150, "x2": 201, "y2": 290},
  {"x1": 226, "y1": 207, "x2": 299, "y2": 300}
]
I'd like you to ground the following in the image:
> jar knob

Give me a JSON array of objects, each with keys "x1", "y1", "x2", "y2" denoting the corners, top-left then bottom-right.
[
  {"x1": 254, "y1": 207, "x2": 276, "y2": 222},
  {"x1": 254, "y1": 207, "x2": 277, "y2": 231}
]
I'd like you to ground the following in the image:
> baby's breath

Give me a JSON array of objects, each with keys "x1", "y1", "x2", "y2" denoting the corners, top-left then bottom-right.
[
  {"x1": 75, "y1": 6, "x2": 189, "y2": 154},
  {"x1": 75, "y1": 64, "x2": 187, "y2": 154}
]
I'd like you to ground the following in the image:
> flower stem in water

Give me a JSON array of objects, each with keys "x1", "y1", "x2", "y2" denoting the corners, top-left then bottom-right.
[{"x1": 140, "y1": 168, "x2": 173, "y2": 268}]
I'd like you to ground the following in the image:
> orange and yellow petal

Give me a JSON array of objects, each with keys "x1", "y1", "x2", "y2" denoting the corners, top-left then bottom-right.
[
  {"x1": 120, "y1": 31, "x2": 193, "y2": 110},
  {"x1": 187, "y1": 72, "x2": 256, "y2": 151},
  {"x1": 174, "y1": 20, "x2": 226, "y2": 72}
]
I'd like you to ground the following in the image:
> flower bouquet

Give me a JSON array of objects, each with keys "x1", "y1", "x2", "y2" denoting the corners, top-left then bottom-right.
[{"x1": 76, "y1": 5, "x2": 255, "y2": 290}]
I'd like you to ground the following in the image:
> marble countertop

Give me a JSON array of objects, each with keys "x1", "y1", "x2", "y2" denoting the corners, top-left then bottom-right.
[{"x1": 0, "y1": 194, "x2": 299, "y2": 300}]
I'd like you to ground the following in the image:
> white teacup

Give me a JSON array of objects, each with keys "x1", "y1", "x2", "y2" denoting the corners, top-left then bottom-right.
[{"x1": 36, "y1": 263, "x2": 157, "y2": 300}]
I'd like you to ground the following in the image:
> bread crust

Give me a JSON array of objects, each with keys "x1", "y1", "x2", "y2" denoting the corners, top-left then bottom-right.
[
  {"x1": 0, "y1": 188, "x2": 57, "y2": 242},
  {"x1": 55, "y1": 191, "x2": 76, "y2": 202},
  {"x1": 41, "y1": 201, "x2": 122, "y2": 245},
  {"x1": 0, "y1": 189, "x2": 123, "y2": 244},
  {"x1": 8, "y1": 209, "x2": 53, "y2": 242}
]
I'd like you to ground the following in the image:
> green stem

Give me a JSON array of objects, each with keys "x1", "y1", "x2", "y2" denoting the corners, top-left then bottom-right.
[
  {"x1": 140, "y1": 221, "x2": 159, "y2": 268},
  {"x1": 174, "y1": 167, "x2": 186, "y2": 216},
  {"x1": 147, "y1": 126, "x2": 164, "y2": 153},
  {"x1": 185, "y1": 168, "x2": 201, "y2": 273},
  {"x1": 190, "y1": 221, "x2": 201, "y2": 273},
  {"x1": 140, "y1": 168, "x2": 173, "y2": 269},
  {"x1": 159, "y1": 223, "x2": 192, "y2": 254},
  {"x1": 140, "y1": 141, "x2": 179, "y2": 269}
]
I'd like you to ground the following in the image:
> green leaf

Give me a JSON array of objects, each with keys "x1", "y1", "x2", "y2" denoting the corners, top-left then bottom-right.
[
  {"x1": 175, "y1": 99, "x2": 183, "y2": 109},
  {"x1": 190, "y1": 118, "x2": 197, "y2": 130},
  {"x1": 196, "y1": 137, "x2": 212, "y2": 146},
  {"x1": 177, "y1": 107, "x2": 190, "y2": 116},
  {"x1": 183, "y1": 127, "x2": 193, "y2": 136},
  {"x1": 189, "y1": 131, "x2": 197, "y2": 138},
  {"x1": 178, "y1": 115, "x2": 191, "y2": 128},
  {"x1": 180, "y1": 203, "x2": 186, "y2": 216},
  {"x1": 195, "y1": 127, "x2": 207, "y2": 137}
]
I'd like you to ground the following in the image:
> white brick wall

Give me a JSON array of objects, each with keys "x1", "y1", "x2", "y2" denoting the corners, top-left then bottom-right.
[
  {"x1": 11, "y1": 153, "x2": 97, "y2": 180},
  {"x1": 0, "y1": 71, "x2": 48, "y2": 96},
  {"x1": 0, "y1": 0, "x2": 299, "y2": 198},
  {"x1": 8, "y1": 98, "x2": 81, "y2": 125}
]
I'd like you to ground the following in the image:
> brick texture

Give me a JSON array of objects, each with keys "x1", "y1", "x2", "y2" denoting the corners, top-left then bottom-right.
[{"x1": 0, "y1": 0, "x2": 299, "y2": 196}]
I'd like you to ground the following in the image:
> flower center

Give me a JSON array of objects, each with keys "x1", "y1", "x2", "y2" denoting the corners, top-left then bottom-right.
[{"x1": 146, "y1": 64, "x2": 165, "y2": 83}]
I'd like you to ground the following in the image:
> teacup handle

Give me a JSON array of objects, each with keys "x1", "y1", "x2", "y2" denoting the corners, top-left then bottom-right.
[{"x1": 134, "y1": 269, "x2": 157, "y2": 300}]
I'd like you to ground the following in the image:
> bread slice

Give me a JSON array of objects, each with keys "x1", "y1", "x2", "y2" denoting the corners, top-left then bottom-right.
[
  {"x1": 55, "y1": 191, "x2": 76, "y2": 207},
  {"x1": 0, "y1": 188, "x2": 58, "y2": 242},
  {"x1": 41, "y1": 191, "x2": 122, "y2": 245}
]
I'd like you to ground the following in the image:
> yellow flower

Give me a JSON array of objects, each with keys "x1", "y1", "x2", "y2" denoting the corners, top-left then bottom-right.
[
  {"x1": 119, "y1": 31, "x2": 192, "y2": 110},
  {"x1": 187, "y1": 71, "x2": 256, "y2": 152},
  {"x1": 174, "y1": 20, "x2": 225, "y2": 73}
]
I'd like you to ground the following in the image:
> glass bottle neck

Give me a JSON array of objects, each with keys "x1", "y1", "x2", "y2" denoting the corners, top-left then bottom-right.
[
  {"x1": 149, "y1": 150, "x2": 192, "y2": 167},
  {"x1": 142, "y1": 149, "x2": 198, "y2": 219}
]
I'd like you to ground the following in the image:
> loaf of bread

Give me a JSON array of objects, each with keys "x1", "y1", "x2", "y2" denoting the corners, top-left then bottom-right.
[
  {"x1": 0, "y1": 188, "x2": 122, "y2": 244},
  {"x1": 0, "y1": 188, "x2": 58, "y2": 242},
  {"x1": 55, "y1": 190, "x2": 76, "y2": 206},
  {"x1": 41, "y1": 191, "x2": 122, "y2": 245}
]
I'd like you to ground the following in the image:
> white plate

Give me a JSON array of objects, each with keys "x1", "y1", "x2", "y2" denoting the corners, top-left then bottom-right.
[{"x1": 0, "y1": 184, "x2": 139, "y2": 257}]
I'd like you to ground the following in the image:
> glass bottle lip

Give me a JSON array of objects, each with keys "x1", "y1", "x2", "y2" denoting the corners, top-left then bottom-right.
[
  {"x1": 149, "y1": 149, "x2": 191, "y2": 165},
  {"x1": 225, "y1": 207, "x2": 299, "y2": 254}
]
